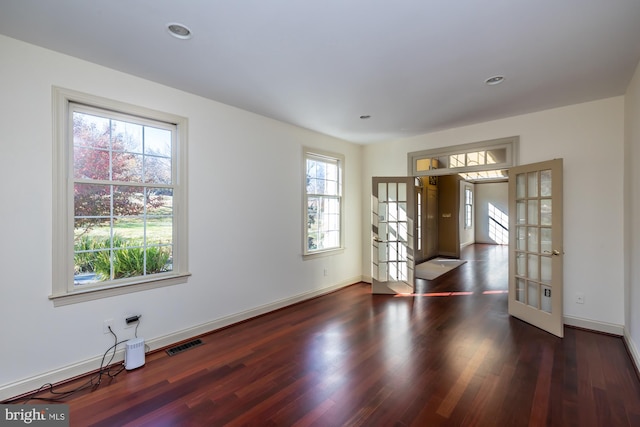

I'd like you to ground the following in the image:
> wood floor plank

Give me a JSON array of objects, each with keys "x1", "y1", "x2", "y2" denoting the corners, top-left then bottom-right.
[{"x1": 6, "y1": 244, "x2": 640, "y2": 426}]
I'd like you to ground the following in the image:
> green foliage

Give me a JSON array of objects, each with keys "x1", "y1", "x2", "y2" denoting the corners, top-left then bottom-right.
[
  {"x1": 75, "y1": 234, "x2": 171, "y2": 280},
  {"x1": 74, "y1": 235, "x2": 101, "y2": 274}
]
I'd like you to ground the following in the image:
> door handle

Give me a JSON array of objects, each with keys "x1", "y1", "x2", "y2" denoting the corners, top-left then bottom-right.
[{"x1": 543, "y1": 249, "x2": 561, "y2": 256}]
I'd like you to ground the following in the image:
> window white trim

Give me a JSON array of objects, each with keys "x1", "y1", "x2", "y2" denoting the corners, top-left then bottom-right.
[
  {"x1": 51, "y1": 87, "x2": 189, "y2": 306},
  {"x1": 302, "y1": 147, "x2": 345, "y2": 259}
]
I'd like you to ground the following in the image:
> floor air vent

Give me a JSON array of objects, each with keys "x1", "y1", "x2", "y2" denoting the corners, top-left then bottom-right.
[{"x1": 166, "y1": 339, "x2": 203, "y2": 356}]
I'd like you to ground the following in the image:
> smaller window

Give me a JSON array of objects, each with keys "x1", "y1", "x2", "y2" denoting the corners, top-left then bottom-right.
[
  {"x1": 464, "y1": 186, "x2": 473, "y2": 229},
  {"x1": 303, "y1": 149, "x2": 344, "y2": 257}
]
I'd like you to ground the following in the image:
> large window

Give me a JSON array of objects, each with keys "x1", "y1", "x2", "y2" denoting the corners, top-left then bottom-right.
[
  {"x1": 304, "y1": 149, "x2": 344, "y2": 256},
  {"x1": 52, "y1": 88, "x2": 189, "y2": 305}
]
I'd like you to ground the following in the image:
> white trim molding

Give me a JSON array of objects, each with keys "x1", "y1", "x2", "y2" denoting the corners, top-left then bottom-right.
[{"x1": 563, "y1": 315, "x2": 624, "y2": 336}]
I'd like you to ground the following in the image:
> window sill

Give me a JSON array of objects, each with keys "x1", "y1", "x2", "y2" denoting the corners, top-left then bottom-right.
[
  {"x1": 303, "y1": 247, "x2": 345, "y2": 260},
  {"x1": 49, "y1": 273, "x2": 191, "y2": 307}
]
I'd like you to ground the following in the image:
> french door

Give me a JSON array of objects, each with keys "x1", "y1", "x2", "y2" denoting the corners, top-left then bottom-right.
[
  {"x1": 508, "y1": 159, "x2": 564, "y2": 337},
  {"x1": 371, "y1": 177, "x2": 415, "y2": 294}
]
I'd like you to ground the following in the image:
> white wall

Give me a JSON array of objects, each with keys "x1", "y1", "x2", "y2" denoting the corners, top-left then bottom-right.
[
  {"x1": 475, "y1": 182, "x2": 508, "y2": 244},
  {"x1": 0, "y1": 35, "x2": 363, "y2": 399},
  {"x1": 362, "y1": 96, "x2": 625, "y2": 332},
  {"x1": 624, "y1": 59, "x2": 640, "y2": 367}
]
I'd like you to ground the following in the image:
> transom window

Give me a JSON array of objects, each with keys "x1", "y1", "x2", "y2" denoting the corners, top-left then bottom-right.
[
  {"x1": 303, "y1": 149, "x2": 344, "y2": 256},
  {"x1": 409, "y1": 136, "x2": 518, "y2": 182},
  {"x1": 52, "y1": 88, "x2": 189, "y2": 305}
]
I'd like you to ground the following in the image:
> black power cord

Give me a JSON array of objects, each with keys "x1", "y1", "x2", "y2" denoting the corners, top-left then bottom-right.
[{"x1": 22, "y1": 326, "x2": 126, "y2": 403}]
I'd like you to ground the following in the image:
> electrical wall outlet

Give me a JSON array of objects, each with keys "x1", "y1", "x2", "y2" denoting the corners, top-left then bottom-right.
[
  {"x1": 103, "y1": 319, "x2": 114, "y2": 334},
  {"x1": 323, "y1": 268, "x2": 328, "y2": 277},
  {"x1": 575, "y1": 292, "x2": 585, "y2": 304}
]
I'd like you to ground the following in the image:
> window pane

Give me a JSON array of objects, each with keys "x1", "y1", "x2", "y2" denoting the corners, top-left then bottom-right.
[
  {"x1": 486, "y1": 148, "x2": 506, "y2": 164},
  {"x1": 73, "y1": 112, "x2": 110, "y2": 149},
  {"x1": 111, "y1": 119, "x2": 143, "y2": 154},
  {"x1": 74, "y1": 250, "x2": 106, "y2": 285},
  {"x1": 74, "y1": 183, "x2": 111, "y2": 217},
  {"x1": 449, "y1": 154, "x2": 465, "y2": 168},
  {"x1": 147, "y1": 216, "x2": 173, "y2": 245},
  {"x1": 146, "y1": 246, "x2": 172, "y2": 275},
  {"x1": 144, "y1": 126, "x2": 172, "y2": 157},
  {"x1": 416, "y1": 158, "x2": 431, "y2": 171},
  {"x1": 74, "y1": 147, "x2": 110, "y2": 180},
  {"x1": 144, "y1": 156, "x2": 172, "y2": 184},
  {"x1": 112, "y1": 152, "x2": 143, "y2": 182},
  {"x1": 113, "y1": 217, "x2": 144, "y2": 242}
]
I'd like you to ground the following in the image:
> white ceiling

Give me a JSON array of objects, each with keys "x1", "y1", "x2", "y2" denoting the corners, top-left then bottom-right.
[{"x1": 1, "y1": 0, "x2": 640, "y2": 144}]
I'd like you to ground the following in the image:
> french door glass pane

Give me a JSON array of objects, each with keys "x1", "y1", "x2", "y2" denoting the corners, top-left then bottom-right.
[
  {"x1": 517, "y1": 252, "x2": 526, "y2": 275},
  {"x1": 528, "y1": 254, "x2": 539, "y2": 280},
  {"x1": 378, "y1": 183, "x2": 387, "y2": 201},
  {"x1": 541, "y1": 256, "x2": 551, "y2": 284},
  {"x1": 528, "y1": 282, "x2": 539, "y2": 308},
  {"x1": 517, "y1": 227, "x2": 526, "y2": 250},
  {"x1": 541, "y1": 199, "x2": 552, "y2": 225},
  {"x1": 540, "y1": 170, "x2": 552, "y2": 196},
  {"x1": 398, "y1": 183, "x2": 407, "y2": 201},
  {"x1": 528, "y1": 200, "x2": 539, "y2": 225},
  {"x1": 541, "y1": 228, "x2": 552, "y2": 254},
  {"x1": 517, "y1": 201, "x2": 526, "y2": 224},
  {"x1": 379, "y1": 243, "x2": 388, "y2": 262},
  {"x1": 516, "y1": 278, "x2": 526, "y2": 302},
  {"x1": 528, "y1": 227, "x2": 539, "y2": 252},
  {"x1": 528, "y1": 172, "x2": 538, "y2": 197},
  {"x1": 389, "y1": 183, "x2": 397, "y2": 201},
  {"x1": 516, "y1": 174, "x2": 526, "y2": 198},
  {"x1": 398, "y1": 203, "x2": 407, "y2": 222}
]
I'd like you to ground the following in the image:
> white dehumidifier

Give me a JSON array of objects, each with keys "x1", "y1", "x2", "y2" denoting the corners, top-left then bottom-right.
[{"x1": 125, "y1": 337, "x2": 145, "y2": 370}]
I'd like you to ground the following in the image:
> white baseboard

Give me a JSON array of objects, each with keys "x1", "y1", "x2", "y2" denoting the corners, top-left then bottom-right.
[
  {"x1": 563, "y1": 315, "x2": 624, "y2": 336},
  {"x1": 0, "y1": 277, "x2": 362, "y2": 402},
  {"x1": 623, "y1": 330, "x2": 640, "y2": 374}
]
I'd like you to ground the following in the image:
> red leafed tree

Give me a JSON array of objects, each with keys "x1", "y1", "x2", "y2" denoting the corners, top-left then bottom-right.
[{"x1": 73, "y1": 113, "x2": 166, "y2": 237}]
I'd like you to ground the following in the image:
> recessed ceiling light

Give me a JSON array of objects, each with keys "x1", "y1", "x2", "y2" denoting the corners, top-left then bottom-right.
[
  {"x1": 167, "y1": 23, "x2": 192, "y2": 40},
  {"x1": 485, "y1": 75, "x2": 505, "y2": 85},
  {"x1": 359, "y1": 115, "x2": 371, "y2": 119}
]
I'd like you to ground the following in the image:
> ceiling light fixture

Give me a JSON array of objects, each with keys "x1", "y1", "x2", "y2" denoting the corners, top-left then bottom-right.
[
  {"x1": 359, "y1": 115, "x2": 371, "y2": 119},
  {"x1": 167, "y1": 23, "x2": 192, "y2": 40},
  {"x1": 485, "y1": 75, "x2": 505, "y2": 85}
]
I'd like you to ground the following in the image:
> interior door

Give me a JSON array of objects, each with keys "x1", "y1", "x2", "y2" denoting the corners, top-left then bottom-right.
[
  {"x1": 508, "y1": 159, "x2": 563, "y2": 337},
  {"x1": 372, "y1": 177, "x2": 415, "y2": 294}
]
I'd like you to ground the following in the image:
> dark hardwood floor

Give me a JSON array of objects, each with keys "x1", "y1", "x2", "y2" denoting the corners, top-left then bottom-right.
[{"x1": 10, "y1": 244, "x2": 640, "y2": 426}]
